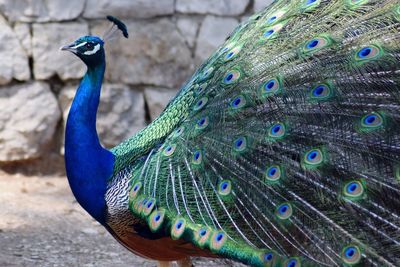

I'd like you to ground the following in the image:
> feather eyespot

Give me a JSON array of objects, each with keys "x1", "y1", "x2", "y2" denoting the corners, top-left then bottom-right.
[
  {"x1": 223, "y1": 69, "x2": 241, "y2": 85},
  {"x1": 268, "y1": 123, "x2": 286, "y2": 139},
  {"x1": 137, "y1": 198, "x2": 148, "y2": 214},
  {"x1": 193, "y1": 97, "x2": 208, "y2": 111},
  {"x1": 148, "y1": 209, "x2": 165, "y2": 232},
  {"x1": 142, "y1": 198, "x2": 156, "y2": 216},
  {"x1": 285, "y1": 257, "x2": 301, "y2": 267},
  {"x1": 362, "y1": 113, "x2": 382, "y2": 127},
  {"x1": 171, "y1": 218, "x2": 186, "y2": 240},
  {"x1": 218, "y1": 180, "x2": 232, "y2": 196},
  {"x1": 200, "y1": 66, "x2": 214, "y2": 80},
  {"x1": 129, "y1": 181, "x2": 142, "y2": 199},
  {"x1": 195, "y1": 227, "x2": 211, "y2": 248},
  {"x1": 259, "y1": 78, "x2": 282, "y2": 97},
  {"x1": 302, "y1": 36, "x2": 333, "y2": 54},
  {"x1": 221, "y1": 46, "x2": 230, "y2": 53},
  {"x1": 341, "y1": 245, "x2": 362, "y2": 265},
  {"x1": 359, "y1": 47, "x2": 372, "y2": 57},
  {"x1": 220, "y1": 42, "x2": 236, "y2": 55},
  {"x1": 265, "y1": 80, "x2": 277, "y2": 90},
  {"x1": 347, "y1": 182, "x2": 361, "y2": 194},
  {"x1": 267, "y1": 15, "x2": 277, "y2": 23},
  {"x1": 163, "y1": 144, "x2": 176, "y2": 157},
  {"x1": 303, "y1": 148, "x2": 324, "y2": 167},
  {"x1": 233, "y1": 137, "x2": 247, "y2": 152},
  {"x1": 313, "y1": 85, "x2": 325, "y2": 96},
  {"x1": 259, "y1": 250, "x2": 278, "y2": 265},
  {"x1": 307, "y1": 39, "x2": 319, "y2": 49},
  {"x1": 355, "y1": 45, "x2": 382, "y2": 62},
  {"x1": 264, "y1": 252, "x2": 274, "y2": 262},
  {"x1": 230, "y1": 95, "x2": 247, "y2": 110},
  {"x1": 196, "y1": 116, "x2": 209, "y2": 130},
  {"x1": 364, "y1": 114, "x2": 379, "y2": 125},
  {"x1": 260, "y1": 23, "x2": 285, "y2": 41},
  {"x1": 224, "y1": 46, "x2": 242, "y2": 62},
  {"x1": 307, "y1": 150, "x2": 319, "y2": 161},
  {"x1": 343, "y1": 180, "x2": 365, "y2": 200},
  {"x1": 216, "y1": 233, "x2": 224, "y2": 241},
  {"x1": 265, "y1": 10, "x2": 286, "y2": 25},
  {"x1": 360, "y1": 112, "x2": 383, "y2": 131},
  {"x1": 226, "y1": 52, "x2": 234, "y2": 59},
  {"x1": 266, "y1": 165, "x2": 282, "y2": 183},
  {"x1": 309, "y1": 83, "x2": 334, "y2": 101},
  {"x1": 192, "y1": 150, "x2": 203, "y2": 165},
  {"x1": 276, "y1": 202, "x2": 293, "y2": 220},
  {"x1": 199, "y1": 229, "x2": 207, "y2": 236},
  {"x1": 173, "y1": 126, "x2": 185, "y2": 137},
  {"x1": 210, "y1": 231, "x2": 227, "y2": 251},
  {"x1": 263, "y1": 29, "x2": 274, "y2": 37}
]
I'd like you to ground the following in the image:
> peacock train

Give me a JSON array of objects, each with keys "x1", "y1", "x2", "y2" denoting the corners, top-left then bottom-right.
[{"x1": 61, "y1": 1, "x2": 400, "y2": 266}]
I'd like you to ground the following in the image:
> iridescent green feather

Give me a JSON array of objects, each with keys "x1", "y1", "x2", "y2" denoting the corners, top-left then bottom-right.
[{"x1": 110, "y1": 1, "x2": 400, "y2": 266}]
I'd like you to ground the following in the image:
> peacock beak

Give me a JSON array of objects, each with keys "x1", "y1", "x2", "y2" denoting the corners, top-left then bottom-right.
[{"x1": 60, "y1": 42, "x2": 78, "y2": 53}]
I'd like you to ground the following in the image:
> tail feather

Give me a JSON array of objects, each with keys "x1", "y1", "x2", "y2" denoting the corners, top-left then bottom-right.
[{"x1": 112, "y1": 0, "x2": 400, "y2": 266}]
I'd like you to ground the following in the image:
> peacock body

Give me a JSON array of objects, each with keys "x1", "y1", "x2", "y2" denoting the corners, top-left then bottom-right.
[{"x1": 62, "y1": 1, "x2": 400, "y2": 266}]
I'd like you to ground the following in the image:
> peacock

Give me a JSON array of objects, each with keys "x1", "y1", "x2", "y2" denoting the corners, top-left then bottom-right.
[{"x1": 60, "y1": 1, "x2": 400, "y2": 266}]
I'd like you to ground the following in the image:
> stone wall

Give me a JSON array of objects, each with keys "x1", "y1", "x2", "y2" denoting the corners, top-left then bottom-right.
[{"x1": 0, "y1": 0, "x2": 273, "y2": 173}]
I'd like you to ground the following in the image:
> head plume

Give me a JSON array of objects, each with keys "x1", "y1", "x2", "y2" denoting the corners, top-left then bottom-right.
[{"x1": 103, "y1": 15, "x2": 129, "y2": 41}]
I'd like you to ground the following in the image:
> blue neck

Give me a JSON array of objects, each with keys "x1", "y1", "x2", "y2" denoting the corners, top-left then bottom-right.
[{"x1": 65, "y1": 61, "x2": 115, "y2": 225}]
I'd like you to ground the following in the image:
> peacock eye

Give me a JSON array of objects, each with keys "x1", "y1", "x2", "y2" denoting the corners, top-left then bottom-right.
[{"x1": 85, "y1": 43, "x2": 94, "y2": 49}]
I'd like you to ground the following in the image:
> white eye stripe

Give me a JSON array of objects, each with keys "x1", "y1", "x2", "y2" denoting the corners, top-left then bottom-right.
[
  {"x1": 71, "y1": 41, "x2": 87, "y2": 49},
  {"x1": 83, "y1": 44, "x2": 101, "y2": 55}
]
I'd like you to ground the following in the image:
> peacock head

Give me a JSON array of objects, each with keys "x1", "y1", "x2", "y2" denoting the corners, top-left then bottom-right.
[
  {"x1": 60, "y1": 16, "x2": 128, "y2": 68},
  {"x1": 60, "y1": 36, "x2": 105, "y2": 67}
]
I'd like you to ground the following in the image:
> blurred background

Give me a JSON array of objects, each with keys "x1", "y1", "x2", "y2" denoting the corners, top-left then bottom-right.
[{"x1": 0, "y1": 0, "x2": 272, "y2": 266}]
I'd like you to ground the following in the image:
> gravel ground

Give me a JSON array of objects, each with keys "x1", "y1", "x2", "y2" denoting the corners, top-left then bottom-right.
[{"x1": 0, "y1": 173, "x2": 244, "y2": 267}]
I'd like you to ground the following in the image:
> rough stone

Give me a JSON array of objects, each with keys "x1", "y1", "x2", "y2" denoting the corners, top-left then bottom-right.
[
  {"x1": 0, "y1": 16, "x2": 30, "y2": 85},
  {"x1": 195, "y1": 16, "x2": 238, "y2": 64},
  {"x1": 32, "y1": 22, "x2": 88, "y2": 80},
  {"x1": 0, "y1": 0, "x2": 85, "y2": 22},
  {"x1": 144, "y1": 87, "x2": 179, "y2": 121},
  {"x1": 176, "y1": 16, "x2": 202, "y2": 49},
  {"x1": 0, "y1": 82, "x2": 61, "y2": 162},
  {"x1": 254, "y1": 0, "x2": 274, "y2": 12},
  {"x1": 91, "y1": 19, "x2": 194, "y2": 88},
  {"x1": 176, "y1": 0, "x2": 250, "y2": 16},
  {"x1": 59, "y1": 84, "x2": 146, "y2": 150},
  {"x1": 83, "y1": 0, "x2": 174, "y2": 19},
  {"x1": 13, "y1": 23, "x2": 32, "y2": 57}
]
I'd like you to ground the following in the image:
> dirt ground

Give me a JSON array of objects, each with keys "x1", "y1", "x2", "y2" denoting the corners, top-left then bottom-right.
[{"x1": 0, "y1": 173, "x2": 245, "y2": 267}]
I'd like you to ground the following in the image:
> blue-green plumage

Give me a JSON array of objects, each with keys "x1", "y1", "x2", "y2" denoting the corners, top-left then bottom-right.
[
  {"x1": 62, "y1": 3, "x2": 400, "y2": 267},
  {"x1": 64, "y1": 37, "x2": 114, "y2": 225}
]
